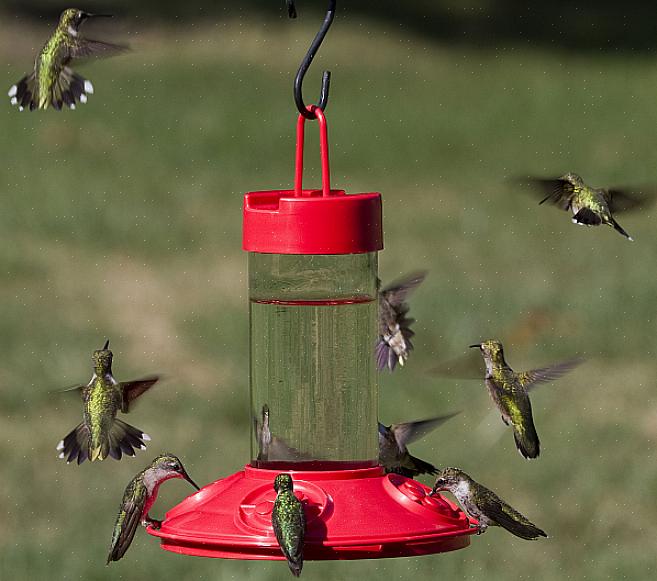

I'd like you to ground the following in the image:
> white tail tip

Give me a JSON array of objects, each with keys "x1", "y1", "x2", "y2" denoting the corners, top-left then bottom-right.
[
  {"x1": 69, "y1": 103, "x2": 76, "y2": 110},
  {"x1": 56, "y1": 440, "x2": 64, "y2": 450},
  {"x1": 58, "y1": 452, "x2": 65, "y2": 459},
  {"x1": 142, "y1": 433, "x2": 151, "y2": 441},
  {"x1": 84, "y1": 80, "x2": 94, "y2": 94},
  {"x1": 80, "y1": 94, "x2": 88, "y2": 104},
  {"x1": 8, "y1": 85, "x2": 17, "y2": 97}
]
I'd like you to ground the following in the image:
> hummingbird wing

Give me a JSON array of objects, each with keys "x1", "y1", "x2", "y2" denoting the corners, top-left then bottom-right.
[
  {"x1": 120, "y1": 376, "x2": 160, "y2": 413},
  {"x1": 71, "y1": 38, "x2": 128, "y2": 59},
  {"x1": 604, "y1": 188, "x2": 653, "y2": 214},
  {"x1": 427, "y1": 350, "x2": 484, "y2": 379},
  {"x1": 477, "y1": 488, "x2": 547, "y2": 540},
  {"x1": 517, "y1": 358, "x2": 583, "y2": 391},
  {"x1": 390, "y1": 412, "x2": 461, "y2": 449},
  {"x1": 107, "y1": 478, "x2": 147, "y2": 564},
  {"x1": 380, "y1": 271, "x2": 428, "y2": 306},
  {"x1": 520, "y1": 177, "x2": 575, "y2": 210}
]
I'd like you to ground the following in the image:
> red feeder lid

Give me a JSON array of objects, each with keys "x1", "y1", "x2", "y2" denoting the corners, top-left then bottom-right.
[
  {"x1": 148, "y1": 465, "x2": 475, "y2": 560},
  {"x1": 243, "y1": 108, "x2": 383, "y2": 254}
]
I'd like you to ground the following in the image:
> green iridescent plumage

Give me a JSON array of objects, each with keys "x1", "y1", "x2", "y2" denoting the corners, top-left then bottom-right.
[
  {"x1": 56, "y1": 340, "x2": 159, "y2": 464},
  {"x1": 432, "y1": 467, "x2": 547, "y2": 540},
  {"x1": 272, "y1": 474, "x2": 306, "y2": 577},
  {"x1": 471, "y1": 340, "x2": 581, "y2": 459},
  {"x1": 8, "y1": 8, "x2": 124, "y2": 111},
  {"x1": 107, "y1": 453, "x2": 199, "y2": 564},
  {"x1": 523, "y1": 172, "x2": 654, "y2": 241}
]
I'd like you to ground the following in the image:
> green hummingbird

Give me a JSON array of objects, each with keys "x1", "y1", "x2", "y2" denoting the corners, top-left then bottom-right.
[
  {"x1": 272, "y1": 473, "x2": 306, "y2": 577},
  {"x1": 431, "y1": 467, "x2": 547, "y2": 540},
  {"x1": 56, "y1": 340, "x2": 159, "y2": 464},
  {"x1": 470, "y1": 340, "x2": 581, "y2": 459},
  {"x1": 378, "y1": 412, "x2": 460, "y2": 478},
  {"x1": 8, "y1": 8, "x2": 124, "y2": 111},
  {"x1": 106, "y1": 453, "x2": 200, "y2": 564},
  {"x1": 523, "y1": 172, "x2": 652, "y2": 241},
  {"x1": 377, "y1": 271, "x2": 427, "y2": 371}
]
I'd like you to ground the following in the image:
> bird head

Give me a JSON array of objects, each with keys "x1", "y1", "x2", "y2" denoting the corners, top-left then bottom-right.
[
  {"x1": 273, "y1": 473, "x2": 294, "y2": 493},
  {"x1": 150, "y1": 453, "x2": 200, "y2": 490}
]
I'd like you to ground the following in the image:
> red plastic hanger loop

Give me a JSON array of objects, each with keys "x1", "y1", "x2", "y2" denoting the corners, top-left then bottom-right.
[{"x1": 294, "y1": 106, "x2": 331, "y2": 197}]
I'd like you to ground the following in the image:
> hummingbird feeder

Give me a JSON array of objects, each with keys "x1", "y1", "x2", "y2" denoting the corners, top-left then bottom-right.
[{"x1": 149, "y1": 0, "x2": 474, "y2": 564}]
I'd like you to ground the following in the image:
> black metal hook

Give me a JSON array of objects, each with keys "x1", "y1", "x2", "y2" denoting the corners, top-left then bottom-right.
[{"x1": 287, "y1": 1, "x2": 336, "y2": 119}]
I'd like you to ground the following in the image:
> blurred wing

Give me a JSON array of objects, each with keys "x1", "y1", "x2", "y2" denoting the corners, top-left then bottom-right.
[
  {"x1": 71, "y1": 39, "x2": 128, "y2": 59},
  {"x1": 427, "y1": 350, "x2": 484, "y2": 379},
  {"x1": 120, "y1": 376, "x2": 160, "y2": 413},
  {"x1": 517, "y1": 358, "x2": 583, "y2": 391},
  {"x1": 380, "y1": 271, "x2": 428, "y2": 306},
  {"x1": 56, "y1": 383, "x2": 85, "y2": 394},
  {"x1": 605, "y1": 188, "x2": 653, "y2": 214},
  {"x1": 391, "y1": 412, "x2": 461, "y2": 448},
  {"x1": 107, "y1": 497, "x2": 143, "y2": 563},
  {"x1": 519, "y1": 177, "x2": 574, "y2": 210}
]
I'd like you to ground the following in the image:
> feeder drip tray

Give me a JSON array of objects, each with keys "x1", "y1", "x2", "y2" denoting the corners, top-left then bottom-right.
[{"x1": 148, "y1": 465, "x2": 475, "y2": 560}]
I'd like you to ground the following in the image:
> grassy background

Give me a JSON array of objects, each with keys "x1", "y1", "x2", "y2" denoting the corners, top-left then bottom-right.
[{"x1": 1, "y1": 6, "x2": 657, "y2": 580}]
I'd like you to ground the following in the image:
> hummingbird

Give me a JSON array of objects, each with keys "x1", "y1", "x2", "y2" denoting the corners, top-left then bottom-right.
[
  {"x1": 378, "y1": 412, "x2": 460, "y2": 478},
  {"x1": 377, "y1": 271, "x2": 427, "y2": 371},
  {"x1": 8, "y1": 8, "x2": 125, "y2": 111},
  {"x1": 470, "y1": 340, "x2": 581, "y2": 459},
  {"x1": 254, "y1": 404, "x2": 307, "y2": 463},
  {"x1": 522, "y1": 172, "x2": 653, "y2": 241},
  {"x1": 56, "y1": 340, "x2": 159, "y2": 464},
  {"x1": 272, "y1": 473, "x2": 306, "y2": 577},
  {"x1": 106, "y1": 453, "x2": 200, "y2": 564},
  {"x1": 431, "y1": 467, "x2": 547, "y2": 540}
]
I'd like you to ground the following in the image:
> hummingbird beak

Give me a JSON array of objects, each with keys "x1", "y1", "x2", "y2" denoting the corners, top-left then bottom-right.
[
  {"x1": 102, "y1": 339, "x2": 110, "y2": 350},
  {"x1": 469, "y1": 344, "x2": 481, "y2": 349},
  {"x1": 88, "y1": 13, "x2": 113, "y2": 18},
  {"x1": 181, "y1": 470, "x2": 200, "y2": 491}
]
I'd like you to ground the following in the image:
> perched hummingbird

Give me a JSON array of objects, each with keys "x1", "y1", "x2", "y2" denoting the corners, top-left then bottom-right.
[
  {"x1": 470, "y1": 340, "x2": 581, "y2": 459},
  {"x1": 431, "y1": 467, "x2": 547, "y2": 540},
  {"x1": 106, "y1": 453, "x2": 200, "y2": 564},
  {"x1": 272, "y1": 473, "x2": 306, "y2": 577},
  {"x1": 522, "y1": 172, "x2": 653, "y2": 241},
  {"x1": 8, "y1": 8, "x2": 124, "y2": 111},
  {"x1": 377, "y1": 271, "x2": 427, "y2": 371},
  {"x1": 254, "y1": 404, "x2": 307, "y2": 463},
  {"x1": 378, "y1": 412, "x2": 460, "y2": 478},
  {"x1": 56, "y1": 340, "x2": 159, "y2": 464}
]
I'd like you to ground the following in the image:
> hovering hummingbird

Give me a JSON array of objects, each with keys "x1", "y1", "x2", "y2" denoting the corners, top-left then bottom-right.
[
  {"x1": 378, "y1": 412, "x2": 460, "y2": 478},
  {"x1": 377, "y1": 271, "x2": 427, "y2": 371},
  {"x1": 272, "y1": 473, "x2": 306, "y2": 577},
  {"x1": 431, "y1": 467, "x2": 547, "y2": 540},
  {"x1": 56, "y1": 340, "x2": 159, "y2": 464},
  {"x1": 8, "y1": 8, "x2": 125, "y2": 111},
  {"x1": 470, "y1": 340, "x2": 581, "y2": 459},
  {"x1": 106, "y1": 453, "x2": 200, "y2": 564},
  {"x1": 522, "y1": 172, "x2": 653, "y2": 241}
]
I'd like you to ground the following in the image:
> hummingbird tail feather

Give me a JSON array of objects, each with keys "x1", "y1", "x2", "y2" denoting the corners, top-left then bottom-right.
[
  {"x1": 497, "y1": 517, "x2": 548, "y2": 540},
  {"x1": 53, "y1": 67, "x2": 93, "y2": 111},
  {"x1": 610, "y1": 217, "x2": 633, "y2": 241},
  {"x1": 375, "y1": 340, "x2": 397, "y2": 371},
  {"x1": 287, "y1": 559, "x2": 303, "y2": 577},
  {"x1": 58, "y1": 422, "x2": 91, "y2": 465},
  {"x1": 513, "y1": 425, "x2": 540, "y2": 460},
  {"x1": 110, "y1": 419, "x2": 149, "y2": 460},
  {"x1": 8, "y1": 72, "x2": 37, "y2": 111}
]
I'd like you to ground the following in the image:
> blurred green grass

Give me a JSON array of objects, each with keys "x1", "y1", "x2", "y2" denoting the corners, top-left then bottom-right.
[{"x1": 1, "y1": 13, "x2": 657, "y2": 581}]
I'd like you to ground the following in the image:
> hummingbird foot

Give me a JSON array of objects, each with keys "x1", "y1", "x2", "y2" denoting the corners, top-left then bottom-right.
[{"x1": 142, "y1": 517, "x2": 162, "y2": 530}]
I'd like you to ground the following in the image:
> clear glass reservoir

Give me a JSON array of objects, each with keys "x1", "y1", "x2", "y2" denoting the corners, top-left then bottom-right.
[{"x1": 249, "y1": 252, "x2": 378, "y2": 469}]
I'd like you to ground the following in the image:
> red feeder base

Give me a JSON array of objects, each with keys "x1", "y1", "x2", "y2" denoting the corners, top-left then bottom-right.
[{"x1": 148, "y1": 465, "x2": 476, "y2": 560}]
